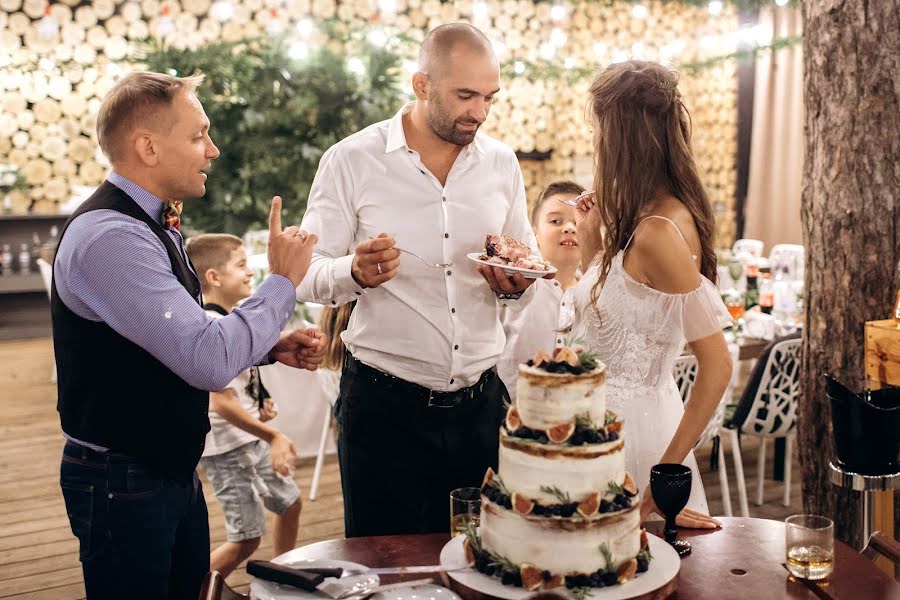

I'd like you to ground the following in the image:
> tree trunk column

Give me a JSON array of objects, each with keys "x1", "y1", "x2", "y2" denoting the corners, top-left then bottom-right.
[{"x1": 800, "y1": 0, "x2": 900, "y2": 548}]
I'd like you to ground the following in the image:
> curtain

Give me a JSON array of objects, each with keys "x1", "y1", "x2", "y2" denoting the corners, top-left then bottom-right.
[{"x1": 743, "y1": 6, "x2": 804, "y2": 252}]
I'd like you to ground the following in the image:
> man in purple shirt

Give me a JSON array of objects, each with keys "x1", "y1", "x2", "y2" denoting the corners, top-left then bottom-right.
[{"x1": 53, "y1": 71, "x2": 324, "y2": 599}]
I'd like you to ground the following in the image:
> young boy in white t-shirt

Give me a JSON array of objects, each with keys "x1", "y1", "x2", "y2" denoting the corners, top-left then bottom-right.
[
  {"x1": 186, "y1": 233, "x2": 302, "y2": 579},
  {"x1": 499, "y1": 181, "x2": 585, "y2": 401}
]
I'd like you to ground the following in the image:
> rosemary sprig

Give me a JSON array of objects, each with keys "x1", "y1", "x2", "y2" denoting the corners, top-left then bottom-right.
[
  {"x1": 606, "y1": 481, "x2": 626, "y2": 498},
  {"x1": 575, "y1": 414, "x2": 597, "y2": 430},
  {"x1": 488, "y1": 553, "x2": 518, "y2": 574},
  {"x1": 604, "y1": 410, "x2": 617, "y2": 425},
  {"x1": 638, "y1": 547, "x2": 653, "y2": 562},
  {"x1": 540, "y1": 485, "x2": 572, "y2": 504},
  {"x1": 462, "y1": 520, "x2": 482, "y2": 553},
  {"x1": 489, "y1": 475, "x2": 511, "y2": 497},
  {"x1": 576, "y1": 349, "x2": 600, "y2": 370},
  {"x1": 570, "y1": 587, "x2": 593, "y2": 600},
  {"x1": 599, "y1": 543, "x2": 614, "y2": 573}
]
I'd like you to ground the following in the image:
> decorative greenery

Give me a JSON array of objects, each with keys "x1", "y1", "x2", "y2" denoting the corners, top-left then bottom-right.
[
  {"x1": 570, "y1": 587, "x2": 593, "y2": 600},
  {"x1": 500, "y1": 35, "x2": 802, "y2": 84},
  {"x1": 598, "y1": 543, "x2": 615, "y2": 573},
  {"x1": 604, "y1": 410, "x2": 618, "y2": 425},
  {"x1": 0, "y1": 164, "x2": 28, "y2": 196},
  {"x1": 540, "y1": 484, "x2": 573, "y2": 504},
  {"x1": 488, "y1": 552, "x2": 519, "y2": 573},
  {"x1": 488, "y1": 475, "x2": 512, "y2": 497},
  {"x1": 139, "y1": 34, "x2": 408, "y2": 235}
]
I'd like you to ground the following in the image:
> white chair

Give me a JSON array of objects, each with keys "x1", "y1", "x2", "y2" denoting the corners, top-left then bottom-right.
[
  {"x1": 37, "y1": 258, "x2": 57, "y2": 383},
  {"x1": 726, "y1": 335, "x2": 802, "y2": 510},
  {"x1": 672, "y1": 354, "x2": 740, "y2": 517},
  {"x1": 732, "y1": 239, "x2": 764, "y2": 259},
  {"x1": 309, "y1": 368, "x2": 340, "y2": 501},
  {"x1": 768, "y1": 244, "x2": 805, "y2": 280}
]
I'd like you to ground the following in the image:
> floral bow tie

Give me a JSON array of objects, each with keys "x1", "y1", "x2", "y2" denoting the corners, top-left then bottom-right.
[{"x1": 162, "y1": 200, "x2": 183, "y2": 230}]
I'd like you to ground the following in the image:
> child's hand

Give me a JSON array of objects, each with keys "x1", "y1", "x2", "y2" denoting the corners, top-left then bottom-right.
[
  {"x1": 259, "y1": 398, "x2": 277, "y2": 422},
  {"x1": 269, "y1": 431, "x2": 299, "y2": 476}
]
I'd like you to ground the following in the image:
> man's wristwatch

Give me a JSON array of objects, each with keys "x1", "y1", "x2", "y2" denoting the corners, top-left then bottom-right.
[{"x1": 496, "y1": 290, "x2": 525, "y2": 300}]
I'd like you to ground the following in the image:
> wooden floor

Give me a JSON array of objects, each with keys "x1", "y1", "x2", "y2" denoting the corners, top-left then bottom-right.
[{"x1": 0, "y1": 338, "x2": 801, "y2": 598}]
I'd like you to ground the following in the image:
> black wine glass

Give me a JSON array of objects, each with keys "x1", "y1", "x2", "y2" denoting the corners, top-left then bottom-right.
[{"x1": 650, "y1": 463, "x2": 692, "y2": 557}]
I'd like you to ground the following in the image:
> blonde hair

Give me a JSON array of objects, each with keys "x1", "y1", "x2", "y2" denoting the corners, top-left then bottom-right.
[
  {"x1": 588, "y1": 60, "x2": 716, "y2": 305},
  {"x1": 318, "y1": 302, "x2": 355, "y2": 371},
  {"x1": 97, "y1": 71, "x2": 204, "y2": 163},
  {"x1": 184, "y1": 233, "x2": 243, "y2": 292}
]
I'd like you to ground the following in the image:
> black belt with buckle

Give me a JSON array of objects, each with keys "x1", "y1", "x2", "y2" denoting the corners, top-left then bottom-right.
[{"x1": 347, "y1": 356, "x2": 494, "y2": 408}]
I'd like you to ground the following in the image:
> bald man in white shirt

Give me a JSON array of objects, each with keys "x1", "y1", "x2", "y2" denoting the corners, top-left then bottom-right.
[{"x1": 297, "y1": 23, "x2": 547, "y2": 536}]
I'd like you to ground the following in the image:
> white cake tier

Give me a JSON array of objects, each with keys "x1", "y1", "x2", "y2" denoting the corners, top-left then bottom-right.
[
  {"x1": 498, "y1": 434, "x2": 626, "y2": 504},
  {"x1": 480, "y1": 499, "x2": 641, "y2": 575},
  {"x1": 515, "y1": 365, "x2": 607, "y2": 430}
]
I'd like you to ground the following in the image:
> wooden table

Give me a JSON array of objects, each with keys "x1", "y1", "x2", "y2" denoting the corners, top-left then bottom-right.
[{"x1": 273, "y1": 518, "x2": 898, "y2": 600}]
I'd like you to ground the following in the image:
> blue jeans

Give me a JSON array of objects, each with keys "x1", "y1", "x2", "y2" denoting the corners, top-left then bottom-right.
[{"x1": 60, "y1": 441, "x2": 209, "y2": 599}]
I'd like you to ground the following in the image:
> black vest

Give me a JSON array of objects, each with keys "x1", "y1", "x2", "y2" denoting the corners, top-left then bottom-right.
[{"x1": 52, "y1": 181, "x2": 210, "y2": 482}]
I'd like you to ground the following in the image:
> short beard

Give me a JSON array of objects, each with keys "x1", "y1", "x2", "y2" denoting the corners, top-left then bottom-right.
[{"x1": 426, "y1": 91, "x2": 479, "y2": 146}]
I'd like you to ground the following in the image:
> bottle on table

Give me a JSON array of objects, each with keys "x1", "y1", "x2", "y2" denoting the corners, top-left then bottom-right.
[
  {"x1": 759, "y1": 273, "x2": 774, "y2": 315},
  {"x1": 18, "y1": 243, "x2": 30, "y2": 274},
  {"x1": 1, "y1": 244, "x2": 13, "y2": 275}
]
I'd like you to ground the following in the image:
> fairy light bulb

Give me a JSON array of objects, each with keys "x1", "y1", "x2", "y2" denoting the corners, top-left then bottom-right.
[
  {"x1": 708, "y1": 1, "x2": 723, "y2": 16},
  {"x1": 155, "y1": 5, "x2": 176, "y2": 39},
  {"x1": 37, "y1": 5, "x2": 59, "y2": 39},
  {"x1": 210, "y1": 0, "x2": 234, "y2": 22}
]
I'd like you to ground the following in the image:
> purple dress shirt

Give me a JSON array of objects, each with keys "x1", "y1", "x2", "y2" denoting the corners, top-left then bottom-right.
[{"x1": 54, "y1": 172, "x2": 296, "y2": 394}]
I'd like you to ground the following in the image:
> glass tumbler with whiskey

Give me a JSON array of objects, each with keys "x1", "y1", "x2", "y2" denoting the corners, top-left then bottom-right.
[
  {"x1": 450, "y1": 487, "x2": 481, "y2": 537},
  {"x1": 785, "y1": 514, "x2": 834, "y2": 580}
]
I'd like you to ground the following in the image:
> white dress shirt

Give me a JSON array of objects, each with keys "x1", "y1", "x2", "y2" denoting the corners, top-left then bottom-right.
[
  {"x1": 498, "y1": 279, "x2": 575, "y2": 402},
  {"x1": 297, "y1": 103, "x2": 538, "y2": 392}
]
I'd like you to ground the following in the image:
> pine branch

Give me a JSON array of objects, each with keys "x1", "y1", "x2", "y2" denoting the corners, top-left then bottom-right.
[
  {"x1": 570, "y1": 587, "x2": 593, "y2": 600},
  {"x1": 599, "y1": 543, "x2": 614, "y2": 573}
]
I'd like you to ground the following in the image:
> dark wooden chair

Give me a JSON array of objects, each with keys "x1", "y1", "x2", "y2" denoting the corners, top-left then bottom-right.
[
  {"x1": 861, "y1": 531, "x2": 900, "y2": 565},
  {"x1": 199, "y1": 571, "x2": 249, "y2": 600}
]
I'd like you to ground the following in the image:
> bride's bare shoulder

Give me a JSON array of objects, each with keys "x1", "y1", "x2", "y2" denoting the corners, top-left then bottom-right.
[{"x1": 627, "y1": 204, "x2": 701, "y2": 293}]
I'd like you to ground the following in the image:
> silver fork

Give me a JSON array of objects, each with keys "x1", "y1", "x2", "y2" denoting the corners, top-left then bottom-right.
[
  {"x1": 395, "y1": 247, "x2": 453, "y2": 268},
  {"x1": 558, "y1": 190, "x2": 594, "y2": 206}
]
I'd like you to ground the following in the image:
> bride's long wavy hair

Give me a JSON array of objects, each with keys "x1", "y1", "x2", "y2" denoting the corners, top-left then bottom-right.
[{"x1": 588, "y1": 60, "x2": 717, "y2": 306}]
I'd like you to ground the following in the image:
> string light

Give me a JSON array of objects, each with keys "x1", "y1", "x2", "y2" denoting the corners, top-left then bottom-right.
[
  {"x1": 155, "y1": 4, "x2": 176, "y2": 39},
  {"x1": 563, "y1": 57, "x2": 575, "y2": 70},
  {"x1": 550, "y1": 4, "x2": 566, "y2": 21},
  {"x1": 774, "y1": 0, "x2": 789, "y2": 5},
  {"x1": 611, "y1": 49, "x2": 629, "y2": 63},
  {"x1": 378, "y1": 0, "x2": 397, "y2": 14},
  {"x1": 403, "y1": 60, "x2": 419, "y2": 75},
  {"x1": 210, "y1": 0, "x2": 234, "y2": 23},
  {"x1": 550, "y1": 28, "x2": 567, "y2": 47},
  {"x1": 288, "y1": 41, "x2": 310, "y2": 60},
  {"x1": 592, "y1": 41, "x2": 607, "y2": 57},
  {"x1": 37, "y1": 5, "x2": 59, "y2": 39},
  {"x1": 513, "y1": 61, "x2": 526, "y2": 74},
  {"x1": 347, "y1": 57, "x2": 366, "y2": 76},
  {"x1": 492, "y1": 39, "x2": 507, "y2": 58},
  {"x1": 631, "y1": 4, "x2": 648, "y2": 19},
  {"x1": 708, "y1": 1, "x2": 723, "y2": 16},
  {"x1": 472, "y1": 2, "x2": 489, "y2": 20},
  {"x1": 38, "y1": 57, "x2": 56, "y2": 72},
  {"x1": 367, "y1": 28, "x2": 387, "y2": 47},
  {"x1": 539, "y1": 42, "x2": 556, "y2": 60},
  {"x1": 296, "y1": 18, "x2": 314, "y2": 36},
  {"x1": 266, "y1": 10, "x2": 285, "y2": 35}
]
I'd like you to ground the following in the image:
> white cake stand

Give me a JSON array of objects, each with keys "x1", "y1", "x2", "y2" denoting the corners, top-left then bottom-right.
[{"x1": 438, "y1": 534, "x2": 679, "y2": 600}]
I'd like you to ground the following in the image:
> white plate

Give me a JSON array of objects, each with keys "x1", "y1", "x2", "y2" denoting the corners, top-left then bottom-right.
[
  {"x1": 371, "y1": 583, "x2": 461, "y2": 600},
  {"x1": 466, "y1": 253, "x2": 557, "y2": 279},
  {"x1": 438, "y1": 534, "x2": 679, "y2": 600},
  {"x1": 250, "y1": 558, "x2": 379, "y2": 600}
]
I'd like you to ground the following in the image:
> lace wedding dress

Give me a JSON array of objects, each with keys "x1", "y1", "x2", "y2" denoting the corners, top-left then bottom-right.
[{"x1": 571, "y1": 217, "x2": 731, "y2": 513}]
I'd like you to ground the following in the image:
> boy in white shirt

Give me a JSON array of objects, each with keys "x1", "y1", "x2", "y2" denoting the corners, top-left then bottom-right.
[
  {"x1": 499, "y1": 181, "x2": 585, "y2": 401},
  {"x1": 186, "y1": 234, "x2": 302, "y2": 578}
]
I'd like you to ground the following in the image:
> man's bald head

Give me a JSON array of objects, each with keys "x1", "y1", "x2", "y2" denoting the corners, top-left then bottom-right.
[{"x1": 418, "y1": 23, "x2": 497, "y2": 78}]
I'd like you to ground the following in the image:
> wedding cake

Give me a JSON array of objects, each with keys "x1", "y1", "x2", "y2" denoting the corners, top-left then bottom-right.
[{"x1": 464, "y1": 347, "x2": 651, "y2": 591}]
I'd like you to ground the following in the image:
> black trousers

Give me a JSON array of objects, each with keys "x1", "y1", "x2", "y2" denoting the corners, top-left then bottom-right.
[
  {"x1": 60, "y1": 441, "x2": 209, "y2": 599},
  {"x1": 335, "y1": 358, "x2": 507, "y2": 537}
]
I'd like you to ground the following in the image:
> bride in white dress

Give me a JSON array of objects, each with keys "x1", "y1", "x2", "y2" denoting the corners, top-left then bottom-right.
[{"x1": 569, "y1": 61, "x2": 733, "y2": 528}]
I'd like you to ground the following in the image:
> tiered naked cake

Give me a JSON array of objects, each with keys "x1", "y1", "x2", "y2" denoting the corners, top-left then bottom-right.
[{"x1": 463, "y1": 347, "x2": 652, "y2": 592}]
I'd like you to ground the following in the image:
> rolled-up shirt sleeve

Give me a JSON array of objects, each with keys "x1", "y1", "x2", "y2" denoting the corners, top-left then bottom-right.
[
  {"x1": 295, "y1": 146, "x2": 366, "y2": 307},
  {"x1": 55, "y1": 213, "x2": 297, "y2": 392}
]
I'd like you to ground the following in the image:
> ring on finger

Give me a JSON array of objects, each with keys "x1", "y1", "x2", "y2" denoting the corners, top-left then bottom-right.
[
  {"x1": 294, "y1": 231, "x2": 307, "y2": 240},
  {"x1": 377, "y1": 262, "x2": 383, "y2": 275}
]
